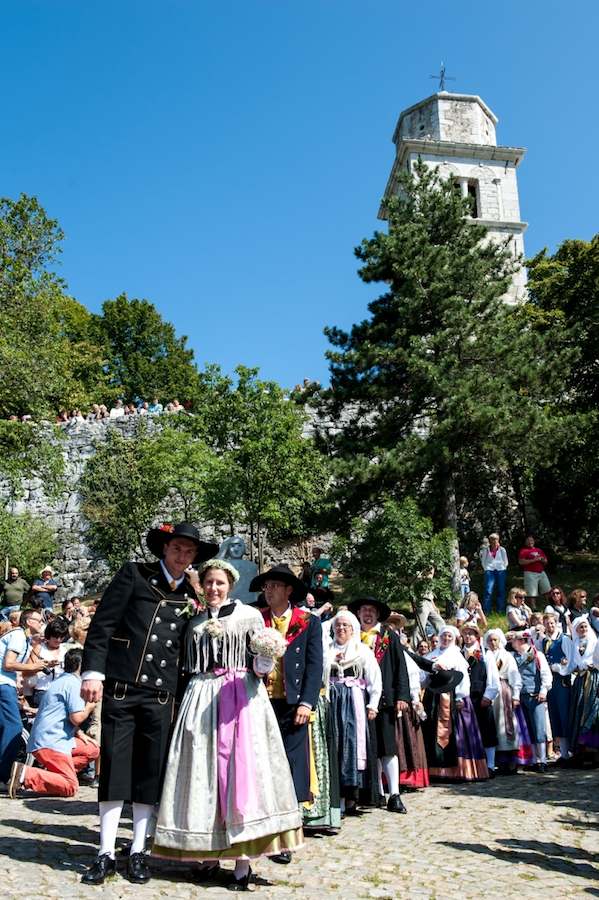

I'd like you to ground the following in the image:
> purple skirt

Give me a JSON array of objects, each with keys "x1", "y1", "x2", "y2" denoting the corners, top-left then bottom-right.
[{"x1": 429, "y1": 696, "x2": 489, "y2": 782}]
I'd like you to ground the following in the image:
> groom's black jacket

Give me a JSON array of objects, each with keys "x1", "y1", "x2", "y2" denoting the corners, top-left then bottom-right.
[{"x1": 82, "y1": 561, "x2": 191, "y2": 696}]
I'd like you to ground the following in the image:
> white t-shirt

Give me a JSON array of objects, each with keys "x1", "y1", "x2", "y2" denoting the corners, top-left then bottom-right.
[{"x1": 0, "y1": 629, "x2": 28, "y2": 687}]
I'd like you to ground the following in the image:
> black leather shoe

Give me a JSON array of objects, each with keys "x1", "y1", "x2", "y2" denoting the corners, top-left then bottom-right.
[
  {"x1": 387, "y1": 793, "x2": 407, "y2": 814},
  {"x1": 127, "y1": 852, "x2": 151, "y2": 884},
  {"x1": 227, "y1": 867, "x2": 252, "y2": 891},
  {"x1": 192, "y1": 862, "x2": 222, "y2": 883},
  {"x1": 344, "y1": 804, "x2": 364, "y2": 817},
  {"x1": 81, "y1": 854, "x2": 116, "y2": 885},
  {"x1": 269, "y1": 850, "x2": 292, "y2": 864},
  {"x1": 377, "y1": 793, "x2": 387, "y2": 808}
]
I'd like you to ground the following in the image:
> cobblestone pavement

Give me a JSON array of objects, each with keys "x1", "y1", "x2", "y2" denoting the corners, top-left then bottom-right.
[{"x1": 1, "y1": 768, "x2": 598, "y2": 899}]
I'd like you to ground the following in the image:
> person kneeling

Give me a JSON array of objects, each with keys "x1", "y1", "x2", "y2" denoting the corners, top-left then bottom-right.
[{"x1": 8, "y1": 648, "x2": 98, "y2": 798}]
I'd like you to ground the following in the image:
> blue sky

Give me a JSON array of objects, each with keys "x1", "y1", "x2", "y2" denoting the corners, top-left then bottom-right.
[{"x1": 3, "y1": 1, "x2": 597, "y2": 389}]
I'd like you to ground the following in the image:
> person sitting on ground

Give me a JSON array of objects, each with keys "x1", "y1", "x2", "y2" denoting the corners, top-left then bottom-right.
[
  {"x1": 506, "y1": 588, "x2": 533, "y2": 631},
  {"x1": 568, "y1": 589, "x2": 588, "y2": 622},
  {"x1": 148, "y1": 397, "x2": 163, "y2": 414},
  {"x1": 0, "y1": 609, "x2": 52, "y2": 782},
  {"x1": 7, "y1": 648, "x2": 99, "y2": 798},
  {"x1": 456, "y1": 591, "x2": 488, "y2": 631},
  {"x1": 29, "y1": 617, "x2": 70, "y2": 709}
]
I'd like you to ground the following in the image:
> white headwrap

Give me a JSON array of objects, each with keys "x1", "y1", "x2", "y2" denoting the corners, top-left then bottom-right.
[
  {"x1": 328, "y1": 610, "x2": 364, "y2": 668},
  {"x1": 484, "y1": 628, "x2": 506, "y2": 649},
  {"x1": 439, "y1": 625, "x2": 460, "y2": 640},
  {"x1": 568, "y1": 614, "x2": 598, "y2": 672}
]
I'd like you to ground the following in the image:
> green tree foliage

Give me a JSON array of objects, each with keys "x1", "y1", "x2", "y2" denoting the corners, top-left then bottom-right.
[
  {"x1": 183, "y1": 366, "x2": 331, "y2": 565},
  {"x1": 334, "y1": 498, "x2": 455, "y2": 612},
  {"x1": 318, "y1": 162, "x2": 572, "y2": 542},
  {"x1": 93, "y1": 293, "x2": 202, "y2": 406},
  {"x1": 526, "y1": 236, "x2": 599, "y2": 546},
  {"x1": 79, "y1": 421, "x2": 180, "y2": 569},
  {"x1": 0, "y1": 508, "x2": 57, "y2": 581},
  {"x1": 80, "y1": 369, "x2": 331, "y2": 569},
  {"x1": 0, "y1": 194, "x2": 107, "y2": 417},
  {"x1": 0, "y1": 421, "x2": 64, "y2": 504},
  {"x1": 527, "y1": 236, "x2": 599, "y2": 409}
]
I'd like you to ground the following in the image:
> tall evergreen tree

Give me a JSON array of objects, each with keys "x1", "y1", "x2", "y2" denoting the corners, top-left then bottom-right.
[
  {"x1": 526, "y1": 235, "x2": 599, "y2": 546},
  {"x1": 319, "y1": 162, "x2": 571, "y2": 541}
]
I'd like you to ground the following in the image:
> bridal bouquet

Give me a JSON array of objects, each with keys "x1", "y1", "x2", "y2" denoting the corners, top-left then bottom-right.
[{"x1": 250, "y1": 629, "x2": 287, "y2": 660}]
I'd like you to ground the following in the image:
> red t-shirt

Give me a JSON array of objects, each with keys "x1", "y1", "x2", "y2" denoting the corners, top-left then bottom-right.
[{"x1": 518, "y1": 546, "x2": 546, "y2": 573}]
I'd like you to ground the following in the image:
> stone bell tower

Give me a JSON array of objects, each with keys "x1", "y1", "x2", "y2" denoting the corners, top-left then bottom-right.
[{"x1": 379, "y1": 91, "x2": 528, "y2": 302}]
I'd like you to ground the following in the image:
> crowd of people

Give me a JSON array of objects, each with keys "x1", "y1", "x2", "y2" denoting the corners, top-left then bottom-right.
[
  {"x1": 5, "y1": 398, "x2": 188, "y2": 425},
  {"x1": 0, "y1": 525, "x2": 598, "y2": 890}
]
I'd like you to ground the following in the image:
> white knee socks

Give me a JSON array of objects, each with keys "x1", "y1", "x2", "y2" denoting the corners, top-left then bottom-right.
[
  {"x1": 485, "y1": 747, "x2": 496, "y2": 770},
  {"x1": 382, "y1": 755, "x2": 400, "y2": 796},
  {"x1": 99, "y1": 800, "x2": 124, "y2": 858},
  {"x1": 131, "y1": 802, "x2": 153, "y2": 854}
]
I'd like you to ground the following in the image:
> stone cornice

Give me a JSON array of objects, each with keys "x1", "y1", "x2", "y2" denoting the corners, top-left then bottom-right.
[{"x1": 392, "y1": 92, "x2": 499, "y2": 144}]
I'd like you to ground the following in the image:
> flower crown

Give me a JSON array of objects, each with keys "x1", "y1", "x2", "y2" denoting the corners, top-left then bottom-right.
[{"x1": 198, "y1": 558, "x2": 240, "y2": 584}]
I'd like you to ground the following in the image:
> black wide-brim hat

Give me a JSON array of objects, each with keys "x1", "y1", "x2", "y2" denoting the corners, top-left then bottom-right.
[
  {"x1": 348, "y1": 596, "x2": 392, "y2": 622},
  {"x1": 249, "y1": 564, "x2": 308, "y2": 605},
  {"x1": 146, "y1": 522, "x2": 219, "y2": 564},
  {"x1": 427, "y1": 667, "x2": 464, "y2": 694}
]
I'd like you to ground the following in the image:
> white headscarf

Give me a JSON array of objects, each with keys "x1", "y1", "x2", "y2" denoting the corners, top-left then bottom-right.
[
  {"x1": 484, "y1": 628, "x2": 506, "y2": 650},
  {"x1": 568, "y1": 615, "x2": 598, "y2": 672},
  {"x1": 328, "y1": 610, "x2": 364, "y2": 669}
]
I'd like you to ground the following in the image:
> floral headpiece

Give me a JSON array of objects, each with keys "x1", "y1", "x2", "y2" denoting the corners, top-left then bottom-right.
[{"x1": 198, "y1": 558, "x2": 240, "y2": 584}]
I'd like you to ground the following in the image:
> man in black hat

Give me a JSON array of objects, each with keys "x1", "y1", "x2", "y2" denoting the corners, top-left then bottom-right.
[
  {"x1": 249, "y1": 564, "x2": 323, "y2": 861},
  {"x1": 80, "y1": 522, "x2": 217, "y2": 885},
  {"x1": 349, "y1": 597, "x2": 410, "y2": 814}
]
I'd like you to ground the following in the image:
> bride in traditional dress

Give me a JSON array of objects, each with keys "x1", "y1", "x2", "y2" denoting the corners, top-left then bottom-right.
[{"x1": 152, "y1": 558, "x2": 302, "y2": 891}]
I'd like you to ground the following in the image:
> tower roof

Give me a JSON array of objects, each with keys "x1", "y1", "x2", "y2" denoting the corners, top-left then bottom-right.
[{"x1": 392, "y1": 92, "x2": 499, "y2": 148}]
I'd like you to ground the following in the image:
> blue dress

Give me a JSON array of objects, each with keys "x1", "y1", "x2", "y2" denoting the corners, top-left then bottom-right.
[{"x1": 541, "y1": 635, "x2": 571, "y2": 739}]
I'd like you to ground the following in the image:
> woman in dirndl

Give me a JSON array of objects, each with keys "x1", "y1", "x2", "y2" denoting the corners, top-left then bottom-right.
[
  {"x1": 565, "y1": 615, "x2": 599, "y2": 760},
  {"x1": 302, "y1": 625, "x2": 341, "y2": 834},
  {"x1": 152, "y1": 559, "x2": 302, "y2": 891},
  {"x1": 509, "y1": 630, "x2": 553, "y2": 771},
  {"x1": 422, "y1": 625, "x2": 489, "y2": 782},
  {"x1": 535, "y1": 610, "x2": 572, "y2": 760},
  {"x1": 484, "y1": 628, "x2": 533, "y2": 773},
  {"x1": 326, "y1": 609, "x2": 382, "y2": 815}
]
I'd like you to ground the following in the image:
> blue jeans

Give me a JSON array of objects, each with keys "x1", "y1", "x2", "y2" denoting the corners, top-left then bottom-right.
[
  {"x1": 0, "y1": 683, "x2": 23, "y2": 782},
  {"x1": 483, "y1": 570, "x2": 507, "y2": 614}
]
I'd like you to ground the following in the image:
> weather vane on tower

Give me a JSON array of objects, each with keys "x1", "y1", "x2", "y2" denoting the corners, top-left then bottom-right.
[{"x1": 430, "y1": 62, "x2": 456, "y2": 92}]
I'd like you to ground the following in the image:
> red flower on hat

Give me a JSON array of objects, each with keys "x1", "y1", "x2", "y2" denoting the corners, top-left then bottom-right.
[{"x1": 159, "y1": 523, "x2": 174, "y2": 533}]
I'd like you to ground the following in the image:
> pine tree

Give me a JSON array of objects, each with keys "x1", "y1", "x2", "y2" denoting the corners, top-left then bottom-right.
[{"x1": 319, "y1": 161, "x2": 571, "y2": 541}]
